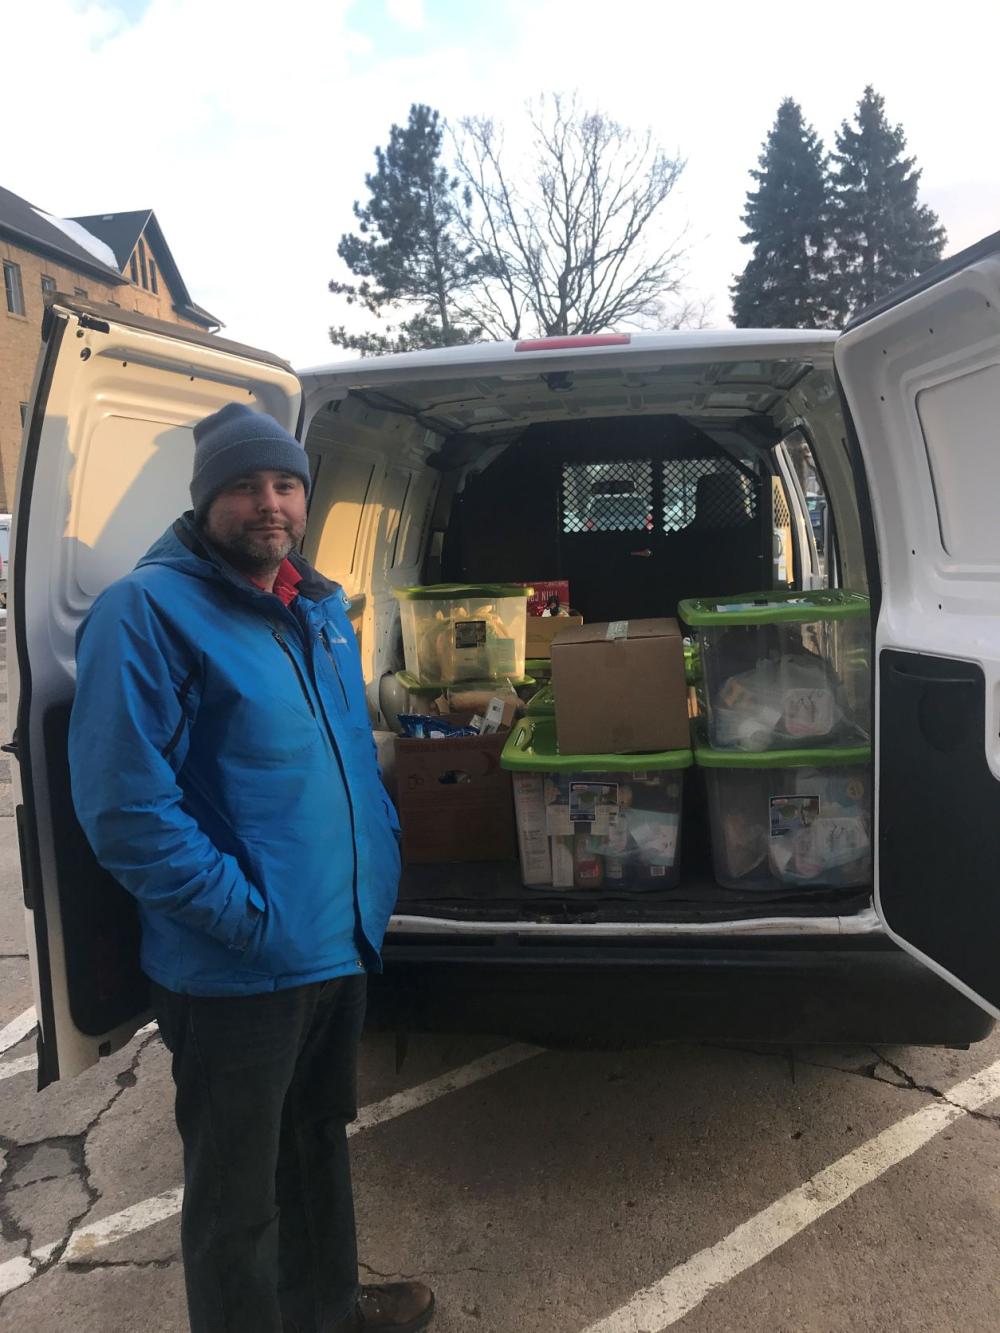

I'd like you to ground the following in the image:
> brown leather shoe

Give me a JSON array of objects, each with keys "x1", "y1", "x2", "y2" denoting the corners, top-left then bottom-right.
[{"x1": 336, "y1": 1281, "x2": 435, "y2": 1332}]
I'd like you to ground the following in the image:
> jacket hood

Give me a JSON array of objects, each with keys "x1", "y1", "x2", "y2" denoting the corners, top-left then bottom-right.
[{"x1": 135, "y1": 513, "x2": 343, "y2": 606}]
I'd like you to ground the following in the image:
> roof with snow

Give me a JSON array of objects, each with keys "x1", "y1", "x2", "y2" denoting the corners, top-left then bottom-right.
[
  {"x1": 0, "y1": 185, "x2": 221, "y2": 331},
  {"x1": 0, "y1": 183, "x2": 124, "y2": 283},
  {"x1": 71, "y1": 209, "x2": 221, "y2": 330},
  {"x1": 69, "y1": 209, "x2": 152, "y2": 270}
]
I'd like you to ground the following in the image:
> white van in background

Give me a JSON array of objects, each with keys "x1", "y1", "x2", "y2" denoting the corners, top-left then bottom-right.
[{"x1": 11, "y1": 231, "x2": 1000, "y2": 1087}]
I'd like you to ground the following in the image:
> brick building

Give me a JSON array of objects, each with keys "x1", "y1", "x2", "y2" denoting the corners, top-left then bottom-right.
[{"x1": 1, "y1": 185, "x2": 221, "y2": 508}]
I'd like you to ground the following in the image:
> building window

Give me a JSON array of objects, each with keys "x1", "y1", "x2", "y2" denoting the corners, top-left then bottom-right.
[
  {"x1": 74, "y1": 287, "x2": 88, "y2": 299},
  {"x1": 149, "y1": 259, "x2": 158, "y2": 295},
  {"x1": 3, "y1": 261, "x2": 25, "y2": 315},
  {"x1": 130, "y1": 252, "x2": 139, "y2": 283},
  {"x1": 138, "y1": 238, "x2": 148, "y2": 290},
  {"x1": 41, "y1": 275, "x2": 56, "y2": 297}
]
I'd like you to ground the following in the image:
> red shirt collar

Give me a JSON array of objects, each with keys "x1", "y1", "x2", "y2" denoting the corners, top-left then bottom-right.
[{"x1": 249, "y1": 558, "x2": 303, "y2": 607}]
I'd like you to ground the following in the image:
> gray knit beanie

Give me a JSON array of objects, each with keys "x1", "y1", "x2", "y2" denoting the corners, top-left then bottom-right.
[{"x1": 191, "y1": 403, "x2": 311, "y2": 519}]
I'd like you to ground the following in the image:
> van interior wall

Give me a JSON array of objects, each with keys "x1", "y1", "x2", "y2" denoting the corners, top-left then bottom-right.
[{"x1": 440, "y1": 416, "x2": 774, "y2": 623}]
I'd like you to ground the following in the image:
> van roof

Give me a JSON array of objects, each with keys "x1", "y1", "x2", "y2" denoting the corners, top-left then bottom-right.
[
  {"x1": 300, "y1": 327, "x2": 836, "y2": 386},
  {"x1": 299, "y1": 329, "x2": 837, "y2": 440}
]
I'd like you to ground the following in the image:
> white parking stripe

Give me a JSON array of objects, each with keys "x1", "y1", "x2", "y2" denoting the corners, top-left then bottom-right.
[
  {"x1": 0, "y1": 1006, "x2": 35, "y2": 1056},
  {"x1": 350, "y1": 1042, "x2": 543, "y2": 1135},
  {"x1": 0, "y1": 1040, "x2": 544, "y2": 1295},
  {"x1": 582, "y1": 1056, "x2": 1000, "y2": 1333},
  {"x1": 0, "y1": 1053, "x2": 36, "y2": 1082}
]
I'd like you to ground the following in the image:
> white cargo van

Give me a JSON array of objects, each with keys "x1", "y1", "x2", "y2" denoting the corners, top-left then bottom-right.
[{"x1": 12, "y1": 231, "x2": 1000, "y2": 1086}]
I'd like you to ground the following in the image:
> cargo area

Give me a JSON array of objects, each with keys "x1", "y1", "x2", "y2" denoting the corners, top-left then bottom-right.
[{"x1": 300, "y1": 346, "x2": 875, "y2": 930}]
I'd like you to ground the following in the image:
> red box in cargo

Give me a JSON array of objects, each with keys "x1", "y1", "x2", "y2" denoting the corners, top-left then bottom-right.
[{"x1": 520, "y1": 580, "x2": 571, "y2": 617}]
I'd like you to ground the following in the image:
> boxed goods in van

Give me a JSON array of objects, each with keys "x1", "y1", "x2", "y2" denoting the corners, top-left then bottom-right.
[
  {"x1": 695, "y1": 739, "x2": 872, "y2": 890},
  {"x1": 550, "y1": 618, "x2": 689, "y2": 755},
  {"x1": 518, "y1": 577, "x2": 584, "y2": 658},
  {"x1": 502, "y1": 716, "x2": 691, "y2": 889},
  {"x1": 394, "y1": 584, "x2": 530, "y2": 688},
  {"x1": 394, "y1": 719, "x2": 517, "y2": 864},
  {"x1": 678, "y1": 591, "x2": 870, "y2": 751}
]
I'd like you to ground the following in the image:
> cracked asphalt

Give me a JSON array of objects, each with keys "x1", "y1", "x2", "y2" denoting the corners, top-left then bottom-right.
[{"x1": 2, "y1": 630, "x2": 1000, "y2": 1331}]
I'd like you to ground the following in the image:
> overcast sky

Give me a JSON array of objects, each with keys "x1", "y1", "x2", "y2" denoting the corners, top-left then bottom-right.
[{"x1": 4, "y1": 0, "x2": 997, "y2": 367}]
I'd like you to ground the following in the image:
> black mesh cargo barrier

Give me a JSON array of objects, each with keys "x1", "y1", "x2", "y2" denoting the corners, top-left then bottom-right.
[
  {"x1": 561, "y1": 457, "x2": 758, "y2": 536},
  {"x1": 661, "y1": 458, "x2": 757, "y2": 533},
  {"x1": 562, "y1": 460, "x2": 654, "y2": 533}
]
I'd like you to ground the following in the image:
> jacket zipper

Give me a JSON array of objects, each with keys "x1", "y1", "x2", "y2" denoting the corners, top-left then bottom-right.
[
  {"x1": 320, "y1": 627, "x2": 351, "y2": 711},
  {"x1": 271, "y1": 630, "x2": 316, "y2": 717},
  {"x1": 305, "y1": 625, "x2": 364, "y2": 965}
]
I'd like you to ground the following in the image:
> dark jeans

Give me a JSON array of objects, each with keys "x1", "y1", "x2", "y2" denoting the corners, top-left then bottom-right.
[{"x1": 152, "y1": 975, "x2": 367, "y2": 1333}]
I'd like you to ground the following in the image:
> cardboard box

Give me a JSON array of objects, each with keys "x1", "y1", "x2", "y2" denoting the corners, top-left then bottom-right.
[
  {"x1": 525, "y1": 614, "x2": 584, "y2": 659},
  {"x1": 394, "y1": 723, "x2": 516, "y2": 864},
  {"x1": 551, "y1": 618, "x2": 689, "y2": 755},
  {"x1": 511, "y1": 772, "x2": 552, "y2": 885}
]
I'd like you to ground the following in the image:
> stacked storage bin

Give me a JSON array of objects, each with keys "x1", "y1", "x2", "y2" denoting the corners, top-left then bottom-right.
[
  {"x1": 392, "y1": 583, "x2": 533, "y2": 693},
  {"x1": 678, "y1": 591, "x2": 873, "y2": 892},
  {"x1": 501, "y1": 715, "x2": 692, "y2": 891}
]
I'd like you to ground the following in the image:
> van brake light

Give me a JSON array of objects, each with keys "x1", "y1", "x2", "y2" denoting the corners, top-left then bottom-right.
[{"x1": 514, "y1": 334, "x2": 631, "y2": 352}]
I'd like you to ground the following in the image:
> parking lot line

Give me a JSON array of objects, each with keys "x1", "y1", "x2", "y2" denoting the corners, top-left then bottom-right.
[
  {"x1": 0, "y1": 1040, "x2": 544, "y2": 1296},
  {"x1": 0, "y1": 1053, "x2": 36, "y2": 1082},
  {"x1": 581, "y1": 1056, "x2": 1000, "y2": 1333},
  {"x1": 0, "y1": 1006, "x2": 35, "y2": 1056}
]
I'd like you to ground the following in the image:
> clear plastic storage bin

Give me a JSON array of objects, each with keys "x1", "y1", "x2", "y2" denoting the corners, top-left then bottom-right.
[
  {"x1": 696, "y1": 741, "x2": 873, "y2": 890},
  {"x1": 393, "y1": 584, "x2": 530, "y2": 688},
  {"x1": 525, "y1": 683, "x2": 556, "y2": 716},
  {"x1": 501, "y1": 716, "x2": 691, "y2": 890},
  {"x1": 679, "y1": 590, "x2": 871, "y2": 751}
]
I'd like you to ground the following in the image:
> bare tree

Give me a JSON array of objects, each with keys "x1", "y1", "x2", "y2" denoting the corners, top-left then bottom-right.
[{"x1": 453, "y1": 96, "x2": 688, "y2": 339}]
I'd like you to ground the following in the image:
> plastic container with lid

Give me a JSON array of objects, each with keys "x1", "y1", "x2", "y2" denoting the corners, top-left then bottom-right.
[
  {"x1": 393, "y1": 584, "x2": 530, "y2": 688},
  {"x1": 525, "y1": 682, "x2": 556, "y2": 716},
  {"x1": 501, "y1": 716, "x2": 692, "y2": 890},
  {"x1": 695, "y1": 739, "x2": 873, "y2": 891},
  {"x1": 678, "y1": 590, "x2": 871, "y2": 751}
]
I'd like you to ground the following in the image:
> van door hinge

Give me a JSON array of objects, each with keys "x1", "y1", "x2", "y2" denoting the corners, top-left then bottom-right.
[{"x1": 1, "y1": 733, "x2": 19, "y2": 760}]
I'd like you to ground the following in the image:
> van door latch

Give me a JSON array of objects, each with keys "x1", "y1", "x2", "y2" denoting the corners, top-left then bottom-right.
[{"x1": 2, "y1": 734, "x2": 20, "y2": 760}]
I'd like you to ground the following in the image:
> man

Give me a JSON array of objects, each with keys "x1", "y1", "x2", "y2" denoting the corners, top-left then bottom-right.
[{"x1": 68, "y1": 402, "x2": 434, "y2": 1333}]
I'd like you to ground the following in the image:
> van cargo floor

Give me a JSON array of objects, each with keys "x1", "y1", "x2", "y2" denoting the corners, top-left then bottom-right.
[{"x1": 396, "y1": 863, "x2": 870, "y2": 925}]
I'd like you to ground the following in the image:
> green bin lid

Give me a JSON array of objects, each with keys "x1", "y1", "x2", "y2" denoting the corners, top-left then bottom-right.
[
  {"x1": 693, "y1": 733, "x2": 871, "y2": 769},
  {"x1": 525, "y1": 658, "x2": 553, "y2": 676},
  {"x1": 393, "y1": 583, "x2": 531, "y2": 602},
  {"x1": 396, "y1": 670, "x2": 535, "y2": 693},
  {"x1": 678, "y1": 589, "x2": 870, "y2": 627},
  {"x1": 525, "y1": 683, "x2": 556, "y2": 716},
  {"x1": 502, "y1": 716, "x2": 693, "y2": 773}
]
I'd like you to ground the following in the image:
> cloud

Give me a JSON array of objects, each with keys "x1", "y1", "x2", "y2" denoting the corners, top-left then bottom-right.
[{"x1": 386, "y1": 0, "x2": 425, "y2": 30}]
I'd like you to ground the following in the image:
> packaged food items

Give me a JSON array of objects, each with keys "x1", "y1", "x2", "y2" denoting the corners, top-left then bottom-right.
[
  {"x1": 394, "y1": 584, "x2": 531, "y2": 687},
  {"x1": 695, "y1": 739, "x2": 872, "y2": 890},
  {"x1": 397, "y1": 715, "x2": 481, "y2": 739},
  {"x1": 502, "y1": 716, "x2": 691, "y2": 890},
  {"x1": 679, "y1": 591, "x2": 871, "y2": 752}
]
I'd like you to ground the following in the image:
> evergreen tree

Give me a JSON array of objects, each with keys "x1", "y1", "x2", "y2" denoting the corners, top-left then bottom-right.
[
  {"x1": 828, "y1": 86, "x2": 946, "y2": 321},
  {"x1": 329, "y1": 104, "x2": 483, "y2": 354},
  {"x1": 731, "y1": 98, "x2": 831, "y2": 329}
]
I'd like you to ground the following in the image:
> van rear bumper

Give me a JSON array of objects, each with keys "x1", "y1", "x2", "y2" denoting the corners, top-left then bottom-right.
[{"x1": 370, "y1": 935, "x2": 994, "y2": 1047}]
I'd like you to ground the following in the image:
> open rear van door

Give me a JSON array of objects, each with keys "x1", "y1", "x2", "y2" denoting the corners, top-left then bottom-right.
[
  {"x1": 836, "y1": 232, "x2": 1000, "y2": 1019},
  {"x1": 12, "y1": 299, "x2": 301, "y2": 1085}
]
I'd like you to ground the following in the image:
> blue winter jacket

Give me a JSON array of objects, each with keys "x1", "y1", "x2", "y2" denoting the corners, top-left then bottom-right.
[{"x1": 68, "y1": 515, "x2": 401, "y2": 996}]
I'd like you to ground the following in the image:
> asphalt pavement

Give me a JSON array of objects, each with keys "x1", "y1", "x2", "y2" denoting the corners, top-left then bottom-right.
[{"x1": 2, "y1": 629, "x2": 1000, "y2": 1332}]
